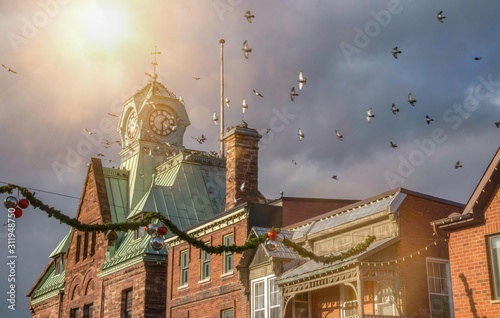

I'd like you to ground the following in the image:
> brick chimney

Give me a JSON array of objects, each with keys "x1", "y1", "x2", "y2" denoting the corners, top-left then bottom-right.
[{"x1": 223, "y1": 124, "x2": 266, "y2": 210}]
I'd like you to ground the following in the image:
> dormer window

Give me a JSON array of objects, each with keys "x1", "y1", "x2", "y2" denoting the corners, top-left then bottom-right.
[{"x1": 54, "y1": 256, "x2": 63, "y2": 275}]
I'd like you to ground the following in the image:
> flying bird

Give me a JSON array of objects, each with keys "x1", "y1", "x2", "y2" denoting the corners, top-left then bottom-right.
[
  {"x1": 290, "y1": 87, "x2": 299, "y2": 101},
  {"x1": 240, "y1": 182, "x2": 246, "y2": 191},
  {"x1": 1, "y1": 64, "x2": 17, "y2": 74},
  {"x1": 241, "y1": 98, "x2": 248, "y2": 114},
  {"x1": 225, "y1": 96, "x2": 230, "y2": 107},
  {"x1": 242, "y1": 40, "x2": 252, "y2": 59},
  {"x1": 253, "y1": 89, "x2": 263, "y2": 98},
  {"x1": 139, "y1": 173, "x2": 145, "y2": 178},
  {"x1": 85, "y1": 129, "x2": 94, "y2": 135},
  {"x1": 298, "y1": 128, "x2": 304, "y2": 141},
  {"x1": 437, "y1": 11, "x2": 446, "y2": 23},
  {"x1": 292, "y1": 160, "x2": 297, "y2": 165},
  {"x1": 335, "y1": 130, "x2": 343, "y2": 141},
  {"x1": 366, "y1": 108, "x2": 375, "y2": 123},
  {"x1": 408, "y1": 93, "x2": 417, "y2": 106},
  {"x1": 179, "y1": 96, "x2": 184, "y2": 103},
  {"x1": 107, "y1": 113, "x2": 118, "y2": 117},
  {"x1": 298, "y1": 71, "x2": 306, "y2": 91},
  {"x1": 213, "y1": 112, "x2": 219, "y2": 126},
  {"x1": 390, "y1": 141, "x2": 398, "y2": 148},
  {"x1": 426, "y1": 115, "x2": 434, "y2": 124},
  {"x1": 97, "y1": 153, "x2": 105, "y2": 157},
  {"x1": 455, "y1": 161, "x2": 462, "y2": 169},
  {"x1": 265, "y1": 128, "x2": 271, "y2": 134},
  {"x1": 474, "y1": 57, "x2": 482, "y2": 61},
  {"x1": 332, "y1": 175, "x2": 338, "y2": 180},
  {"x1": 391, "y1": 103, "x2": 399, "y2": 115},
  {"x1": 392, "y1": 47, "x2": 402, "y2": 59},
  {"x1": 495, "y1": 122, "x2": 500, "y2": 128},
  {"x1": 191, "y1": 134, "x2": 207, "y2": 144},
  {"x1": 244, "y1": 11, "x2": 255, "y2": 23},
  {"x1": 105, "y1": 159, "x2": 116, "y2": 163},
  {"x1": 192, "y1": 77, "x2": 201, "y2": 80}
]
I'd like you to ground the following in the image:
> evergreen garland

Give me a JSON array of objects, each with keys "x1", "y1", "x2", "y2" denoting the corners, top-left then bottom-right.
[{"x1": 1, "y1": 184, "x2": 375, "y2": 263}]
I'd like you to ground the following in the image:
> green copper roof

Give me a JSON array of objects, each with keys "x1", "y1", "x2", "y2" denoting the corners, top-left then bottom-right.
[
  {"x1": 49, "y1": 230, "x2": 71, "y2": 258},
  {"x1": 30, "y1": 265, "x2": 65, "y2": 302}
]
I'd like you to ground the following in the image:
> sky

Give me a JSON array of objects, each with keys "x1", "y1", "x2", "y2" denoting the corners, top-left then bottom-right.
[{"x1": 1, "y1": 0, "x2": 500, "y2": 316}]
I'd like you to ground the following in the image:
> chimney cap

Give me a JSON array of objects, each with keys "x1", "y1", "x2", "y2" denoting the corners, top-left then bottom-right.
[{"x1": 223, "y1": 125, "x2": 262, "y2": 140}]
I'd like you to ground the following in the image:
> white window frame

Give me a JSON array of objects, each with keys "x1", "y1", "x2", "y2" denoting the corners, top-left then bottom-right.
[
  {"x1": 223, "y1": 234, "x2": 234, "y2": 274},
  {"x1": 200, "y1": 244, "x2": 211, "y2": 282},
  {"x1": 374, "y1": 282, "x2": 395, "y2": 316},
  {"x1": 251, "y1": 274, "x2": 281, "y2": 318},
  {"x1": 340, "y1": 284, "x2": 358, "y2": 318},
  {"x1": 488, "y1": 234, "x2": 500, "y2": 299},
  {"x1": 426, "y1": 257, "x2": 454, "y2": 318},
  {"x1": 180, "y1": 250, "x2": 189, "y2": 287},
  {"x1": 292, "y1": 292, "x2": 311, "y2": 318}
]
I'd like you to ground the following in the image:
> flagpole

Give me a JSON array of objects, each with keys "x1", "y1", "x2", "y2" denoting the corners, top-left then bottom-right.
[{"x1": 220, "y1": 39, "x2": 225, "y2": 157}]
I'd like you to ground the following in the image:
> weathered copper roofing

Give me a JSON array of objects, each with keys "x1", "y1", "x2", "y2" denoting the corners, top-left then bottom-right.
[{"x1": 48, "y1": 230, "x2": 71, "y2": 258}]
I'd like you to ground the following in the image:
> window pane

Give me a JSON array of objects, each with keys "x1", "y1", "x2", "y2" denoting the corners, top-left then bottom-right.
[
  {"x1": 427, "y1": 261, "x2": 451, "y2": 318},
  {"x1": 254, "y1": 282, "x2": 265, "y2": 310},
  {"x1": 491, "y1": 237, "x2": 500, "y2": 297},
  {"x1": 224, "y1": 235, "x2": 233, "y2": 273},
  {"x1": 430, "y1": 294, "x2": 451, "y2": 318},
  {"x1": 222, "y1": 309, "x2": 234, "y2": 318},
  {"x1": 270, "y1": 307, "x2": 280, "y2": 318}
]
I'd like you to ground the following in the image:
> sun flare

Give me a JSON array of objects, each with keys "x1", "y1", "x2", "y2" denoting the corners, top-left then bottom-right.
[{"x1": 80, "y1": 3, "x2": 126, "y2": 45}]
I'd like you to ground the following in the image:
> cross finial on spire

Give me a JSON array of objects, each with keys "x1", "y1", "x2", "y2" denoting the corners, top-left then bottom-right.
[{"x1": 145, "y1": 45, "x2": 161, "y2": 81}]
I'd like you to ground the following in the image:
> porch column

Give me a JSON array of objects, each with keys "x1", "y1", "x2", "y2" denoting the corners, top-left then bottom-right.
[{"x1": 357, "y1": 266, "x2": 364, "y2": 317}]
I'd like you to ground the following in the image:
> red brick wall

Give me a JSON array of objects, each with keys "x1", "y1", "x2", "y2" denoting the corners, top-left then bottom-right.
[
  {"x1": 281, "y1": 199, "x2": 358, "y2": 227},
  {"x1": 29, "y1": 295, "x2": 62, "y2": 318},
  {"x1": 167, "y1": 218, "x2": 250, "y2": 318},
  {"x1": 398, "y1": 194, "x2": 462, "y2": 317},
  {"x1": 448, "y1": 184, "x2": 500, "y2": 317},
  {"x1": 312, "y1": 286, "x2": 341, "y2": 318}
]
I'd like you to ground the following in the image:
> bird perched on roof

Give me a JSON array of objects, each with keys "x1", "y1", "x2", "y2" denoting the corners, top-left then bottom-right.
[
  {"x1": 495, "y1": 122, "x2": 500, "y2": 128},
  {"x1": 408, "y1": 93, "x2": 417, "y2": 106},
  {"x1": 335, "y1": 130, "x2": 343, "y2": 141},
  {"x1": 253, "y1": 89, "x2": 264, "y2": 98},
  {"x1": 242, "y1": 40, "x2": 252, "y2": 59},
  {"x1": 474, "y1": 57, "x2": 482, "y2": 61},
  {"x1": 1, "y1": 64, "x2": 17, "y2": 74},
  {"x1": 290, "y1": 87, "x2": 299, "y2": 101},
  {"x1": 437, "y1": 11, "x2": 446, "y2": 23},
  {"x1": 391, "y1": 103, "x2": 399, "y2": 115},
  {"x1": 213, "y1": 112, "x2": 219, "y2": 126},
  {"x1": 426, "y1": 115, "x2": 434, "y2": 124},
  {"x1": 455, "y1": 161, "x2": 462, "y2": 169},
  {"x1": 298, "y1": 71, "x2": 306, "y2": 91},
  {"x1": 392, "y1": 47, "x2": 402, "y2": 59},
  {"x1": 298, "y1": 128, "x2": 304, "y2": 141},
  {"x1": 390, "y1": 141, "x2": 398, "y2": 148},
  {"x1": 366, "y1": 108, "x2": 375, "y2": 123},
  {"x1": 225, "y1": 96, "x2": 230, "y2": 107},
  {"x1": 179, "y1": 96, "x2": 184, "y2": 103},
  {"x1": 241, "y1": 98, "x2": 248, "y2": 114},
  {"x1": 244, "y1": 11, "x2": 255, "y2": 23}
]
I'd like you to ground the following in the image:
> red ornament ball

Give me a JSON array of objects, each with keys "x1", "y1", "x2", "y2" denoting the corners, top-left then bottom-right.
[
  {"x1": 18, "y1": 199, "x2": 29, "y2": 209},
  {"x1": 13, "y1": 208, "x2": 23, "y2": 218},
  {"x1": 267, "y1": 230, "x2": 278, "y2": 241},
  {"x1": 157, "y1": 226, "x2": 168, "y2": 236}
]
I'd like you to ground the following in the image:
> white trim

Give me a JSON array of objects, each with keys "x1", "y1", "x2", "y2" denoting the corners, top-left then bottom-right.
[
  {"x1": 251, "y1": 274, "x2": 280, "y2": 318},
  {"x1": 426, "y1": 257, "x2": 454, "y2": 318}
]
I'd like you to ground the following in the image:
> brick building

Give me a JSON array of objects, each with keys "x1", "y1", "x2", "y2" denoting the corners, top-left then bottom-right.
[
  {"x1": 27, "y1": 74, "x2": 228, "y2": 317},
  {"x1": 239, "y1": 188, "x2": 463, "y2": 318},
  {"x1": 433, "y1": 147, "x2": 500, "y2": 317}
]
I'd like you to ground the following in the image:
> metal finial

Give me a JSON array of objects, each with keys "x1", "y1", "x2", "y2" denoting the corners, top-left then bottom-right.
[{"x1": 149, "y1": 45, "x2": 162, "y2": 81}]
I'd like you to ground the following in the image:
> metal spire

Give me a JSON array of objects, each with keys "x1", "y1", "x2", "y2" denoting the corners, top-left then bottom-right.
[
  {"x1": 219, "y1": 39, "x2": 225, "y2": 157},
  {"x1": 146, "y1": 45, "x2": 161, "y2": 82}
]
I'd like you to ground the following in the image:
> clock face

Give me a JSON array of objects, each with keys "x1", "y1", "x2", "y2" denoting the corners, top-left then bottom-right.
[
  {"x1": 149, "y1": 109, "x2": 176, "y2": 136},
  {"x1": 127, "y1": 111, "x2": 138, "y2": 140}
]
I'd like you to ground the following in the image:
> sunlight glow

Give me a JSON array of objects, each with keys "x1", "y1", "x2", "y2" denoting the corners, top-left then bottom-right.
[{"x1": 81, "y1": 3, "x2": 125, "y2": 44}]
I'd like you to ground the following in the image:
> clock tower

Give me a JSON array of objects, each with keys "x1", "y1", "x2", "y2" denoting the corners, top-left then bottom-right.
[{"x1": 117, "y1": 49, "x2": 191, "y2": 208}]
